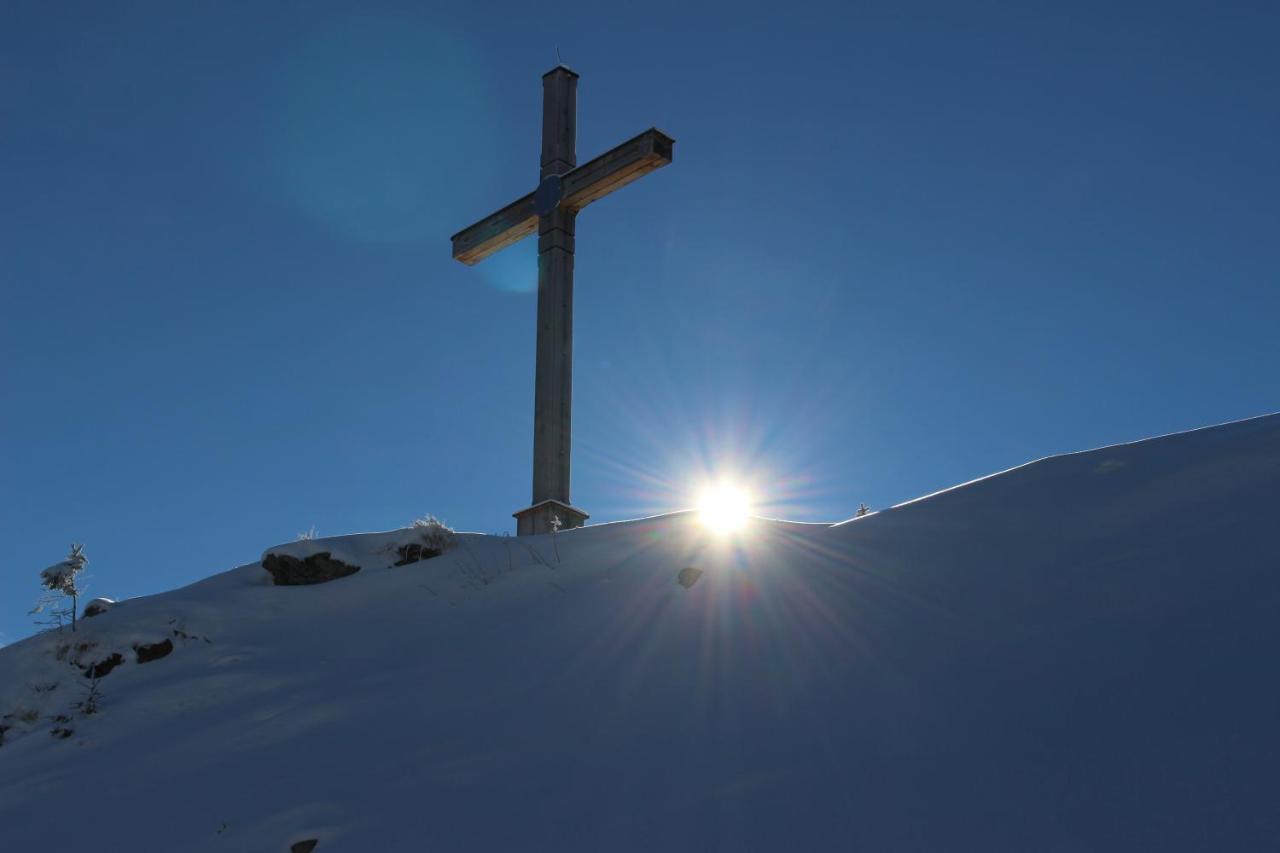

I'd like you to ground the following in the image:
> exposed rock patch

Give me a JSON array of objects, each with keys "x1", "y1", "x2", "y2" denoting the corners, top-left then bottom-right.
[
  {"x1": 262, "y1": 552, "x2": 360, "y2": 586},
  {"x1": 57, "y1": 640, "x2": 97, "y2": 663},
  {"x1": 393, "y1": 542, "x2": 444, "y2": 566},
  {"x1": 134, "y1": 639, "x2": 174, "y2": 664},
  {"x1": 83, "y1": 598, "x2": 115, "y2": 619},
  {"x1": 678, "y1": 567, "x2": 703, "y2": 589},
  {"x1": 291, "y1": 840, "x2": 319, "y2": 853},
  {"x1": 83, "y1": 653, "x2": 125, "y2": 679}
]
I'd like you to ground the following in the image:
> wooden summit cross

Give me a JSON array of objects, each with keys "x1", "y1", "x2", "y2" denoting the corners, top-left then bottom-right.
[{"x1": 451, "y1": 66, "x2": 674, "y2": 536}]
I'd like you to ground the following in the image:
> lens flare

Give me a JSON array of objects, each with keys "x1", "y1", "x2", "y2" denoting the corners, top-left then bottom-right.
[{"x1": 697, "y1": 484, "x2": 753, "y2": 534}]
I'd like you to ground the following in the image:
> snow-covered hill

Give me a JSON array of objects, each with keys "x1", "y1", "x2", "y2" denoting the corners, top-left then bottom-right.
[{"x1": 2, "y1": 415, "x2": 1278, "y2": 852}]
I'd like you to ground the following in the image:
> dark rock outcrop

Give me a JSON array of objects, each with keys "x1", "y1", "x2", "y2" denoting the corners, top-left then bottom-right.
[
  {"x1": 83, "y1": 598, "x2": 115, "y2": 619},
  {"x1": 677, "y1": 567, "x2": 703, "y2": 589},
  {"x1": 262, "y1": 552, "x2": 360, "y2": 586},
  {"x1": 393, "y1": 542, "x2": 444, "y2": 567},
  {"x1": 134, "y1": 639, "x2": 174, "y2": 664},
  {"x1": 83, "y1": 653, "x2": 124, "y2": 679},
  {"x1": 291, "y1": 840, "x2": 319, "y2": 853}
]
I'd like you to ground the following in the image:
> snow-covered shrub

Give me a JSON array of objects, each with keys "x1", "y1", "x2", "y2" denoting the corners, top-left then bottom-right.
[
  {"x1": 395, "y1": 516, "x2": 458, "y2": 566},
  {"x1": 411, "y1": 515, "x2": 458, "y2": 553}
]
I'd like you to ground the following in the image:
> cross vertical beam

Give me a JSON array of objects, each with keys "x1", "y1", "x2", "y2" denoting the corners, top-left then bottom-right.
[
  {"x1": 532, "y1": 207, "x2": 576, "y2": 511},
  {"x1": 522, "y1": 67, "x2": 588, "y2": 535},
  {"x1": 541, "y1": 67, "x2": 576, "y2": 179}
]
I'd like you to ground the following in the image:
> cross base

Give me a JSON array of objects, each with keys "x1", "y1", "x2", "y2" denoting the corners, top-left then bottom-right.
[{"x1": 513, "y1": 499, "x2": 589, "y2": 536}]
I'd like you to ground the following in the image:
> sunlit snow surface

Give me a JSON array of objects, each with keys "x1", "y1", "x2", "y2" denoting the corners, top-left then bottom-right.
[{"x1": 2, "y1": 414, "x2": 1278, "y2": 852}]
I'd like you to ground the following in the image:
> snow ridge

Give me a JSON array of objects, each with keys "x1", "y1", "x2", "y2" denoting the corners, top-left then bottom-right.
[{"x1": 2, "y1": 413, "x2": 1279, "y2": 852}]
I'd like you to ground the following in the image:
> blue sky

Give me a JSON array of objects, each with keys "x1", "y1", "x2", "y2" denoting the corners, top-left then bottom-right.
[{"x1": 2, "y1": 0, "x2": 1277, "y2": 643}]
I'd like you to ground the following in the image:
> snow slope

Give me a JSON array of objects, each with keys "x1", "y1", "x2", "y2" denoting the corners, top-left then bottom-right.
[{"x1": 2, "y1": 414, "x2": 1278, "y2": 852}]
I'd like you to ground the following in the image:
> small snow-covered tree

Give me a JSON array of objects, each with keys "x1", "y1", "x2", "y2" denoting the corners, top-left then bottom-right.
[{"x1": 34, "y1": 544, "x2": 88, "y2": 633}]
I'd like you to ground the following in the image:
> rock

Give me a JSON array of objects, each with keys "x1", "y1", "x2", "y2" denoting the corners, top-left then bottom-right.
[
  {"x1": 83, "y1": 598, "x2": 115, "y2": 619},
  {"x1": 262, "y1": 552, "x2": 360, "y2": 586},
  {"x1": 83, "y1": 653, "x2": 124, "y2": 679},
  {"x1": 291, "y1": 840, "x2": 319, "y2": 853},
  {"x1": 134, "y1": 639, "x2": 174, "y2": 664},
  {"x1": 677, "y1": 567, "x2": 703, "y2": 589},
  {"x1": 393, "y1": 542, "x2": 444, "y2": 567}
]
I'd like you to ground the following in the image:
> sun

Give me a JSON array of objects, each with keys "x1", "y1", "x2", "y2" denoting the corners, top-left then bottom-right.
[{"x1": 696, "y1": 483, "x2": 754, "y2": 534}]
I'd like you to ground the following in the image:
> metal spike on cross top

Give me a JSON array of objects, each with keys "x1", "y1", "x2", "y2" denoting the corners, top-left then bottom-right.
[{"x1": 451, "y1": 67, "x2": 675, "y2": 535}]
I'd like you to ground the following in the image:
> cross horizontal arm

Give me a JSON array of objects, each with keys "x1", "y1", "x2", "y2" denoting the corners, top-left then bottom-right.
[
  {"x1": 451, "y1": 128, "x2": 674, "y2": 266},
  {"x1": 450, "y1": 193, "x2": 538, "y2": 266},
  {"x1": 560, "y1": 127, "x2": 674, "y2": 214}
]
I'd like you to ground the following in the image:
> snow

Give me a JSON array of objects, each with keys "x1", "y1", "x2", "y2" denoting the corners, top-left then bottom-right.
[{"x1": 2, "y1": 414, "x2": 1279, "y2": 851}]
